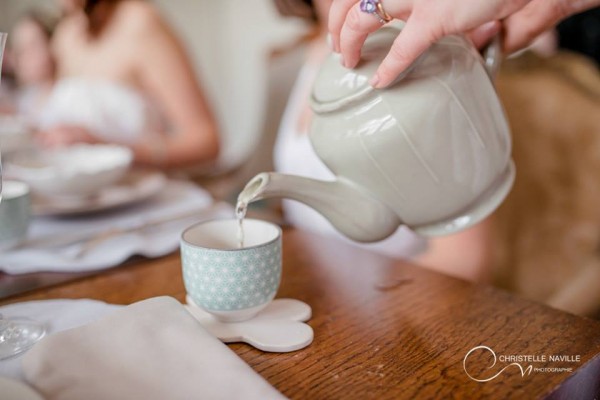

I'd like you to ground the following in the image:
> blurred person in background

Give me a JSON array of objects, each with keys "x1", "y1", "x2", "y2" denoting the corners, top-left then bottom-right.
[
  {"x1": 10, "y1": 12, "x2": 57, "y2": 127},
  {"x1": 37, "y1": 0, "x2": 219, "y2": 168}
]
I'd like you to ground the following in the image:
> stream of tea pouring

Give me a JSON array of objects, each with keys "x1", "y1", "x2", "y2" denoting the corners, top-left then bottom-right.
[
  {"x1": 235, "y1": 178, "x2": 264, "y2": 248},
  {"x1": 235, "y1": 174, "x2": 278, "y2": 249},
  {"x1": 235, "y1": 200, "x2": 247, "y2": 249}
]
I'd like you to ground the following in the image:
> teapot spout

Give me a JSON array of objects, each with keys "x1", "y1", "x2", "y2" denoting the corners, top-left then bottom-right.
[{"x1": 240, "y1": 173, "x2": 401, "y2": 242}]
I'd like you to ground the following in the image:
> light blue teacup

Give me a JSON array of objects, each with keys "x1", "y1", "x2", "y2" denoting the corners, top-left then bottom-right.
[
  {"x1": 181, "y1": 219, "x2": 282, "y2": 322},
  {"x1": 0, "y1": 180, "x2": 31, "y2": 250}
]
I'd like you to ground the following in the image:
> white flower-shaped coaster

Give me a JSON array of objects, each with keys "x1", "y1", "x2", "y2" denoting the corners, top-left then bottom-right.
[{"x1": 185, "y1": 295, "x2": 314, "y2": 353}]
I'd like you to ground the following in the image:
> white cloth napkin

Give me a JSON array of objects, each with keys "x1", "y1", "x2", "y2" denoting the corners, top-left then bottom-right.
[
  {"x1": 21, "y1": 297, "x2": 285, "y2": 400},
  {"x1": 0, "y1": 299, "x2": 122, "y2": 381},
  {"x1": 0, "y1": 181, "x2": 232, "y2": 274}
]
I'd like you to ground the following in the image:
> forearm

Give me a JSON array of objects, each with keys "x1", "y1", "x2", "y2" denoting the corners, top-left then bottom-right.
[
  {"x1": 413, "y1": 218, "x2": 494, "y2": 283},
  {"x1": 547, "y1": 259, "x2": 600, "y2": 316},
  {"x1": 132, "y1": 125, "x2": 219, "y2": 169}
]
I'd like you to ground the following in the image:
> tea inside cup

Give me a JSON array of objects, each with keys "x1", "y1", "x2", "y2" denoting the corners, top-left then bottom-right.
[
  {"x1": 182, "y1": 218, "x2": 280, "y2": 250},
  {"x1": 181, "y1": 219, "x2": 282, "y2": 322}
]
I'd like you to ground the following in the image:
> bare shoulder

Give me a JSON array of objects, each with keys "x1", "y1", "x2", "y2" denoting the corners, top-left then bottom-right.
[
  {"x1": 54, "y1": 14, "x2": 82, "y2": 37},
  {"x1": 52, "y1": 15, "x2": 83, "y2": 53},
  {"x1": 115, "y1": 0, "x2": 164, "y2": 33},
  {"x1": 114, "y1": 1, "x2": 186, "y2": 72}
]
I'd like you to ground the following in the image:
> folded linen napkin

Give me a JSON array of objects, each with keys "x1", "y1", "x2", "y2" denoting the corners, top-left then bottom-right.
[
  {"x1": 0, "y1": 299, "x2": 121, "y2": 381},
  {"x1": 0, "y1": 181, "x2": 232, "y2": 274},
  {"x1": 22, "y1": 296, "x2": 285, "y2": 400}
]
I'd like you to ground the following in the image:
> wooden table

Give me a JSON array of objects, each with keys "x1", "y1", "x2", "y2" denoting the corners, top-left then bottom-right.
[{"x1": 2, "y1": 228, "x2": 600, "y2": 399}]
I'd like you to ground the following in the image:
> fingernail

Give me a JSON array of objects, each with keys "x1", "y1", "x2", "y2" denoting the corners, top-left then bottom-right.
[
  {"x1": 369, "y1": 74, "x2": 380, "y2": 88},
  {"x1": 340, "y1": 55, "x2": 347, "y2": 68},
  {"x1": 482, "y1": 20, "x2": 501, "y2": 34}
]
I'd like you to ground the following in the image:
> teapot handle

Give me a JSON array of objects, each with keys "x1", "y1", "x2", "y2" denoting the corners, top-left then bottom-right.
[{"x1": 482, "y1": 35, "x2": 502, "y2": 80}]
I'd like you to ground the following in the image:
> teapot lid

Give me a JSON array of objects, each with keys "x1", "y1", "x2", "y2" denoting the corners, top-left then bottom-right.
[
  {"x1": 310, "y1": 27, "x2": 414, "y2": 113},
  {"x1": 309, "y1": 26, "x2": 484, "y2": 113}
]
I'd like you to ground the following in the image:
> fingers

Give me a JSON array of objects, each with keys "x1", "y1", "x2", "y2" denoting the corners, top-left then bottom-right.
[
  {"x1": 339, "y1": 3, "x2": 382, "y2": 68},
  {"x1": 332, "y1": 0, "x2": 412, "y2": 58},
  {"x1": 467, "y1": 21, "x2": 502, "y2": 50},
  {"x1": 502, "y1": 0, "x2": 564, "y2": 52},
  {"x1": 329, "y1": 0, "x2": 361, "y2": 53},
  {"x1": 502, "y1": 0, "x2": 600, "y2": 53},
  {"x1": 371, "y1": 15, "x2": 438, "y2": 88}
]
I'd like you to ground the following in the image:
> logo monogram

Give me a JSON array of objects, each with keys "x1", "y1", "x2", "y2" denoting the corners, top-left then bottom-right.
[{"x1": 463, "y1": 346, "x2": 533, "y2": 382}]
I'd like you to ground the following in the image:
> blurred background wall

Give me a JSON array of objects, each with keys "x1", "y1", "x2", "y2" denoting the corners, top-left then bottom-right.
[{"x1": 0, "y1": 0, "x2": 308, "y2": 170}]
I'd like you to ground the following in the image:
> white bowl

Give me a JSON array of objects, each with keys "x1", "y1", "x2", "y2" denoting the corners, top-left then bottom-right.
[
  {"x1": 0, "y1": 115, "x2": 28, "y2": 136},
  {"x1": 0, "y1": 115, "x2": 32, "y2": 154},
  {"x1": 8, "y1": 144, "x2": 133, "y2": 198}
]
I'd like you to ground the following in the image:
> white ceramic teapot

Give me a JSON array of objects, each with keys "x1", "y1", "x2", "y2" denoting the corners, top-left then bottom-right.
[{"x1": 240, "y1": 27, "x2": 514, "y2": 242}]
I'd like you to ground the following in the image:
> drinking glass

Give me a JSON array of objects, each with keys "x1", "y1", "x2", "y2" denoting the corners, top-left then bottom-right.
[{"x1": 0, "y1": 32, "x2": 46, "y2": 360}]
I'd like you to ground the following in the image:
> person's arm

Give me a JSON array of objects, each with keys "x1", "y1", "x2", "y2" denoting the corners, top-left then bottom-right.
[
  {"x1": 547, "y1": 259, "x2": 600, "y2": 316},
  {"x1": 131, "y1": 4, "x2": 219, "y2": 168},
  {"x1": 413, "y1": 218, "x2": 494, "y2": 283}
]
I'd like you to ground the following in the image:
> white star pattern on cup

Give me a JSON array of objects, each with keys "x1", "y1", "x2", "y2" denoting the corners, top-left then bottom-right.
[{"x1": 182, "y1": 239, "x2": 282, "y2": 311}]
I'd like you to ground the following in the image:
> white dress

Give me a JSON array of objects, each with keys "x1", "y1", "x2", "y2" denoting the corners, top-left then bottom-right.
[
  {"x1": 16, "y1": 86, "x2": 48, "y2": 128},
  {"x1": 274, "y1": 61, "x2": 427, "y2": 260},
  {"x1": 39, "y1": 78, "x2": 164, "y2": 143}
]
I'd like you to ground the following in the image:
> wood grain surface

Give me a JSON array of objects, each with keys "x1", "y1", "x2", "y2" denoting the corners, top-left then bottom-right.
[{"x1": 2, "y1": 229, "x2": 599, "y2": 399}]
